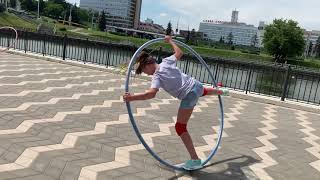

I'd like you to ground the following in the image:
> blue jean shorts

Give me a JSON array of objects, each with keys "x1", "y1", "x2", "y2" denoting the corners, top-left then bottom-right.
[{"x1": 180, "y1": 81, "x2": 204, "y2": 109}]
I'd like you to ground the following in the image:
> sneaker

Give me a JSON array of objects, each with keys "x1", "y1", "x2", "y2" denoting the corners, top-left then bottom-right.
[
  {"x1": 219, "y1": 88, "x2": 230, "y2": 96},
  {"x1": 182, "y1": 159, "x2": 202, "y2": 170}
]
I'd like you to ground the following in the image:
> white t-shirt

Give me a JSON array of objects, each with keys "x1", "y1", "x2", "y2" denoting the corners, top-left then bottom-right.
[{"x1": 151, "y1": 55, "x2": 196, "y2": 100}]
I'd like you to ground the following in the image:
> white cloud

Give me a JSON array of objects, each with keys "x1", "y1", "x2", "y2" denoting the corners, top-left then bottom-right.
[
  {"x1": 159, "y1": 0, "x2": 320, "y2": 31},
  {"x1": 160, "y1": 13, "x2": 168, "y2": 17}
]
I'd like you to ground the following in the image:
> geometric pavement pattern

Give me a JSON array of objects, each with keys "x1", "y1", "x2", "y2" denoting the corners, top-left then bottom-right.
[{"x1": 0, "y1": 52, "x2": 319, "y2": 180}]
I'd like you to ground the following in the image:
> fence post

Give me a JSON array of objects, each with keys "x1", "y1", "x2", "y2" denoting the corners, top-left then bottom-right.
[
  {"x1": 184, "y1": 58, "x2": 189, "y2": 73},
  {"x1": 0, "y1": 30, "x2": 2, "y2": 47},
  {"x1": 105, "y1": 45, "x2": 111, "y2": 67},
  {"x1": 62, "y1": 34, "x2": 67, "y2": 60},
  {"x1": 7, "y1": 35, "x2": 10, "y2": 48},
  {"x1": 214, "y1": 63, "x2": 219, "y2": 82},
  {"x1": 42, "y1": 33, "x2": 46, "y2": 56},
  {"x1": 24, "y1": 31, "x2": 28, "y2": 53},
  {"x1": 281, "y1": 65, "x2": 291, "y2": 101},
  {"x1": 83, "y1": 38, "x2": 89, "y2": 64},
  {"x1": 245, "y1": 67, "x2": 253, "y2": 94}
]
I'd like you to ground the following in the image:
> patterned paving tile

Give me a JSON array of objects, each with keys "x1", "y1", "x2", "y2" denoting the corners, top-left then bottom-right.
[{"x1": 0, "y1": 52, "x2": 319, "y2": 180}]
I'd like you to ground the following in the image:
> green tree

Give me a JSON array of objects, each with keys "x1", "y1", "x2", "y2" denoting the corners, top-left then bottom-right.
[
  {"x1": 185, "y1": 30, "x2": 190, "y2": 43},
  {"x1": 9, "y1": 0, "x2": 16, "y2": 9},
  {"x1": 69, "y1": 4, "x2": 80, "y2": 23},
  {"x1": 166, "y1": 22, "x2": 172, "y2": 35},
  {"x1": 219, "y1": 36, "x2": 224, "y2": 43},
  {"x1": 189, "y1": 28, "x2": 197, "y2": 45},
  {"x1": 21, "y1": 0, "x2": 36, "y2": 11},
  {"x1": 78, "y1": 8, "x2": 89, "y2": 23},
  {"x1": 39, "y1": 0, "x2": 45, "y2": 13},
  {"x1": 86, "y1": 9, "x2": 98, "y2": 28},
  {"x1": 263, "y1": 19, "x2": 305, "y2": 63},
  {"x1": 0, "y1": 4, "x2": 5, "y2": 13},
  {"x1": 98, "y1": 11, "x2": 106, "y2": 31},
  {"x1": 227, "y1": 32, "x2": 233, "y2": 45},
  {"x1": 251, "y1": 33, "x2": 259, "y2": 47},
  {"x1": 315, "y1": 36, "x2": 320, "y2": 58},
  {"x1": 48, "y1": 0, "x2": 68, "y2": 10},
  {"x1": 43, "y1": 3, "x2": 64, "y2": 19},
  {"x1": 48, "y1": 0, "x2": 66, "y2": 4}
]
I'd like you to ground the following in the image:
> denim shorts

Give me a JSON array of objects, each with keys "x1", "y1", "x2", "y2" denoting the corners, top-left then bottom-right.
[{"x1": 180, "y1": 81, "x2": 204, "y2": 109}]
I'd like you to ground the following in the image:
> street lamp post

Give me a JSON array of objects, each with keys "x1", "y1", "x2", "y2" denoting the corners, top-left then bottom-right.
[
  {"x1": 37, "y1": 0, "x2": 40, "y2": 19},
  {"x1": 90, "y1": 11, "x2": 95, "y2": 29},
  {"x1": 68, "y1": 4, "x2": 72, "y2": 26},
  {"x1": 91, "y1": 13, "x2": 94, "y2": 29},
  {"x1": 5, "y1": 0, "x2": 7, "y2": 11},
  {"x1": 305, "y1": 34, "x2": 310, "y2": 59}
]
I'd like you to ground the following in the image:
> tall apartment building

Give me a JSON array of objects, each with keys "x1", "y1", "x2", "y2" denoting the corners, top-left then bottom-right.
[
  {"x1": 80, "y1": 0, "x2": 142, "y2": 29},
  {"x1": 231, "y1": 10, "x2": 239, "y2": 24}
]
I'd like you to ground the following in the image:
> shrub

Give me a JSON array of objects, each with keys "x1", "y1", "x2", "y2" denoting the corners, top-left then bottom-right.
[
  {"x1": 249, "y1": 50, "x2": 260, "y2": 55},
  {"x1": 59, "y1": 27, "x2": 67, "y2": 31},
  {"x1": 0, "y1": 4, "x2": 6, "y2": 13}
]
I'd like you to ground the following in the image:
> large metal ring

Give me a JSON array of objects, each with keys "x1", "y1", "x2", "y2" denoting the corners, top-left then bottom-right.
[
  {"x1": 125, "y1": 38, "x2": 224, "y2": 171},
  {"x1": 0, "y1": 26, "x2": 18, "y2": 51}
]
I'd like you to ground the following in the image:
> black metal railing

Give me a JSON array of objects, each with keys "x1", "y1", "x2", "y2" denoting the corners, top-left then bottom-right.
[{"x1": 1, "y1": 29, "x2": 319, "y2": 106}]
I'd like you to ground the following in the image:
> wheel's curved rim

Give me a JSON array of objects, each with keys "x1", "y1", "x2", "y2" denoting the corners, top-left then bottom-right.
[
  {"x1": 125, "y1": 38, "x2": 224, "y2": 171},
  {"x1": 0, "y1": 26, "x2": 18, "y2": 52}
]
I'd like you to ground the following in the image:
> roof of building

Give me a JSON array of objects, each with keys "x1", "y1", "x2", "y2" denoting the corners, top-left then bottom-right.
[{"x1": 201, "y1": 20, "x2": 255, "y2": 28}]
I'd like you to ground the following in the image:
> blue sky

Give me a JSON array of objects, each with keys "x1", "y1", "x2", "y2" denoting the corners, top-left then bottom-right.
[{"x1": 67, "y1": 0, "x2": 320, "y2": 31}]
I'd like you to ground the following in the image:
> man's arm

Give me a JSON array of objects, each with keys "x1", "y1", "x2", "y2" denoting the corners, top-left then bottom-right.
[
  {"x1": 165, "y1": 36, "x2": 183, "y2": 60},
  {"x1": 123, "y1": 88, "x2": 158, "y2": 102}
]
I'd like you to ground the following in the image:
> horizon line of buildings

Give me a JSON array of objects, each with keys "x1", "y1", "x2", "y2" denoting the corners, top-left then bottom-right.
[
  {"x1": 79, "y1": 0, "x2": 318, "y2": 49},
  {"x1": 1, "y1": 0, "x2": 317, "y2": 51}
]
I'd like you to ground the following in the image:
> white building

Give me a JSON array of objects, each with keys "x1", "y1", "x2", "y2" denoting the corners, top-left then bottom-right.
[
  {"x1": 137, "y1": 18, "x2": 165, "y2": 34},
  {"x1": 199, "y1": 10, "x2": 259, "y2": 47},
  {"x1": 80, "y1": 0, "x2": 142, "y2": 29},
  {"x1": 145, "y1": 18, "x2": 153, "y2": 24},
  {"x1": 138, "y1": 22, "x2": 165, "y2": 34},
  {"x1": 199, "y1": 21, "x2": 258, "y2": 46},
  {"x1": 305, "y1": 30, "x2": 320, "y2": 44},
  {"x1": 304, "y1": 30, "x2": 320, "y2": 57}
]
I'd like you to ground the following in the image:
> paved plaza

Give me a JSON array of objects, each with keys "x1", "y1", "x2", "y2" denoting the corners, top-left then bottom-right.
[{"x1": 0, "y1": 52, "x2": 319, "y2": 180}]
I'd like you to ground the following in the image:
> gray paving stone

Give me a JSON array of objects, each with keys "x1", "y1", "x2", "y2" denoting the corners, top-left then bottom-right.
[
  {"x1": 44, "y1": 159, "x2": 66, "y2": 179},
  {"x1": 13, "y1": 174, "x2": 57, "y2": 180},
  {"x1": 0, "y1": 53, "x2": 319, "y2": 180},
  {"x1": 10, "y1": 168, "x2": 40, "y2": 178},
  {"x1": 0, "y1": 172, "x2": 29, "y2": 180}
]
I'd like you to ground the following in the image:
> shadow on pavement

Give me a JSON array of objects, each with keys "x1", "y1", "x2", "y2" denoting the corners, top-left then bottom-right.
[{"x1": 169, "y1": 155, "x2": 259, "y2": 180}]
